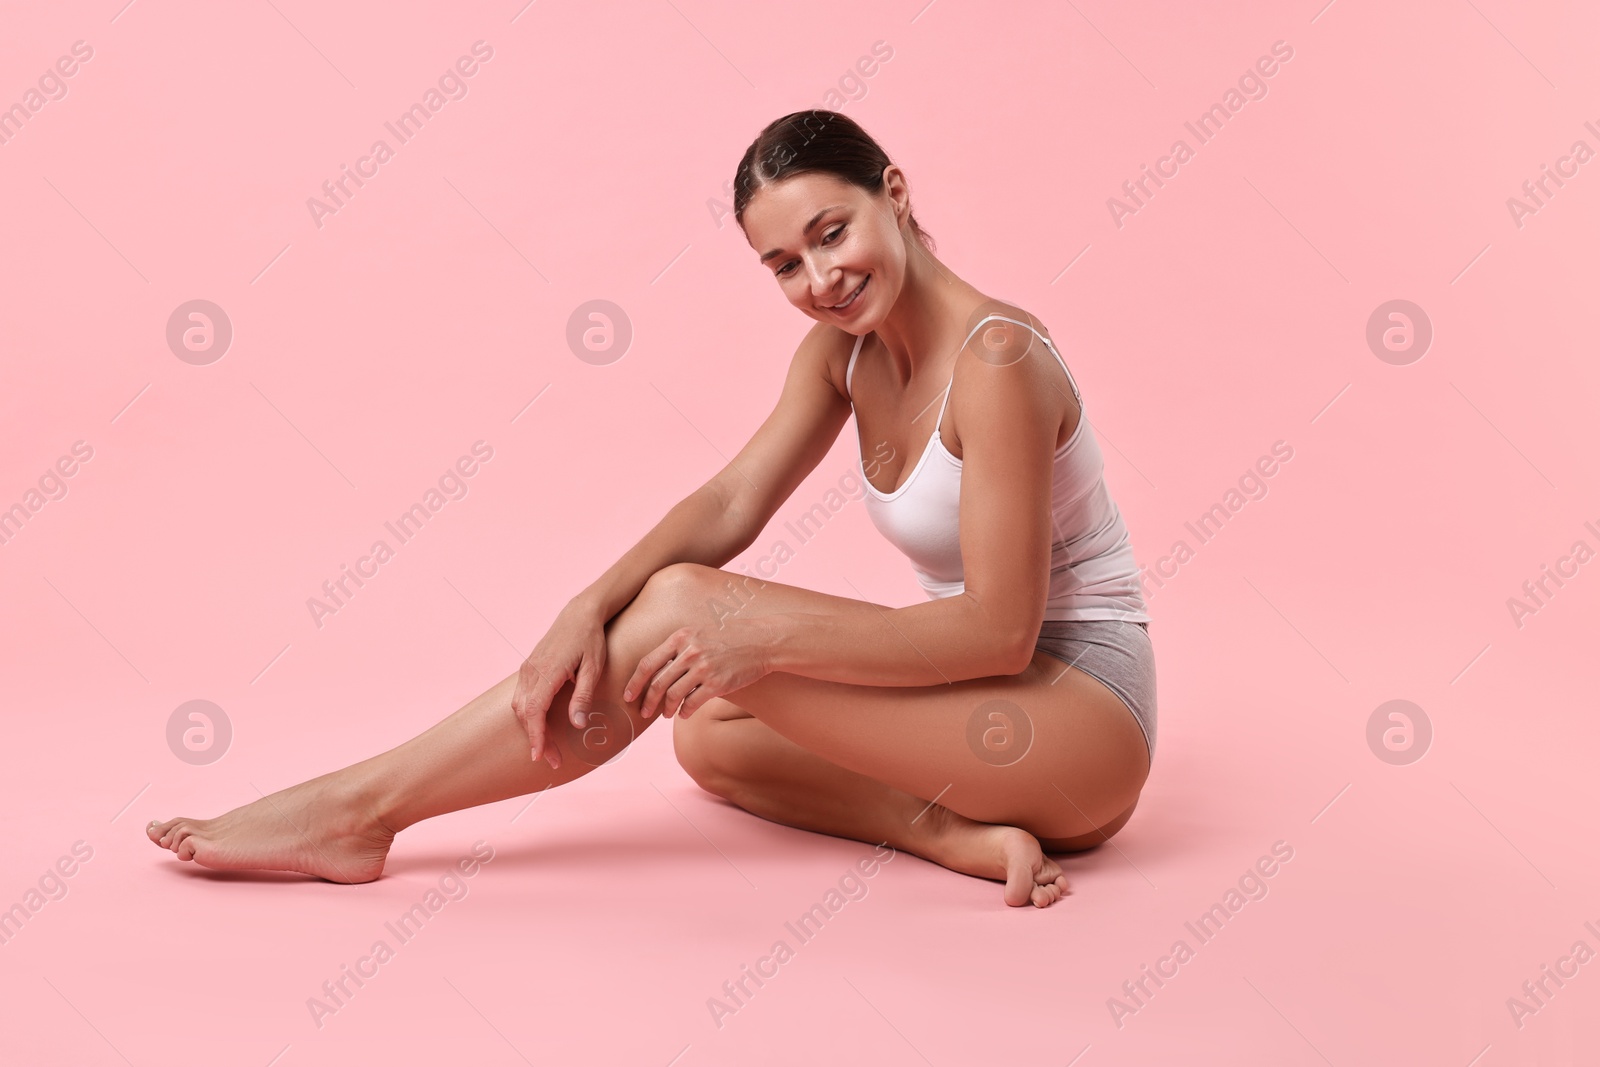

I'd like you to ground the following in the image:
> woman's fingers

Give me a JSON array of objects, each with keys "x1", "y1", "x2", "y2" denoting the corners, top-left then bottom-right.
[
  {"x1": 529, "y1": 691, "x2": 561, "y2": 770},
  {"x1": 622, "y1": 640, "x2": 663, "y2": 704},
  {"x1": 664, "y1": 681, "x2": 705, "y2": 720},
  {"x1": 513, "y1": 659, "x2": 565, "y2": 766},
  {"x1": 569, "y1": 654, "x2": 600, "y2": 728},
  {"x1": 678, "y1": 683, "x2": 709, "y2": 719},
  {"x1": 625, "y1": 630, "x2": 683, "y2": 715},
  {"x1": 642, "y1": 657, "x2": 692, "y2": 719}
]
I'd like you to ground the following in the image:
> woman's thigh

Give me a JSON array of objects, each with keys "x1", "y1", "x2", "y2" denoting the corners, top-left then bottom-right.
[{"x1": 638, "y1": 563, "x2": 1150, "y2": 840}]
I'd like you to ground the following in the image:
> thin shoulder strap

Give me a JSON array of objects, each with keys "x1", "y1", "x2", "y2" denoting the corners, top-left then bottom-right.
[
  {"x1": 958, "y1": 313, "x2": 1003, "y2": 350},
  {"x1": 962, "y1": 313, "x2": 1082, "y2": 404},
  {"x1": 931, "y1": 313, "x2": 1005, "y2": 429},
  {"x1": 932, "y1": 371, "x2": 958, "y2": 429},
  {"x1": 932, "y1": 326, "x2": 978, "y2": 428},
  {"x1": 844, "y1": 332, "x2": 865, "y2": 400}
]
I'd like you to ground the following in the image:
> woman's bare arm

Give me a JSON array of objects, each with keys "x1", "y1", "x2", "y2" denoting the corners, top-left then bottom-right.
[{"x1": 569, "y1": 323, "x2": 855, "y2": 624}]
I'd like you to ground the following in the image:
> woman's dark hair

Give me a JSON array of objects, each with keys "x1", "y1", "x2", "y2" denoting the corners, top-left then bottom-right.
[{"x1": 732, "y1": 110, "x2": 935, "y2": 253}]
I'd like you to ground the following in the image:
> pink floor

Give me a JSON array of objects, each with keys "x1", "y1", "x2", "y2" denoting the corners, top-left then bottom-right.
[{"x1": 3, "y1": 1, "x2": 1597, "y2": 1064}]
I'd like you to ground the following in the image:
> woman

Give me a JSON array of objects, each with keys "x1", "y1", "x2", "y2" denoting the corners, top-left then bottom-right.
[{"x1": 146, "y1": 110, "x2": 1157, "y2": 909}]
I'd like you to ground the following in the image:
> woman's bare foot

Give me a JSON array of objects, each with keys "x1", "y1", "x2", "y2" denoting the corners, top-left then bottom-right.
[
  {"x1": 915, "y1": 806, "x2": 1070, "y2": 908},
  {"x1": 145, "y1": 774, "x2": 394, "y2": 883}
]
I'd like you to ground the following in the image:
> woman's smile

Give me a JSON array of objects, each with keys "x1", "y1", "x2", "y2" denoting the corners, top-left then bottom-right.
[{"x1": 826, "y1": 275, "x2": 869, "y2": 315}]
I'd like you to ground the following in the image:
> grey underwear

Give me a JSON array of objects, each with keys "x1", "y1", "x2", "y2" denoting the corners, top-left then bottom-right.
[{"x1": 1033, "y1": 618, "x2": 1157, "y2": 761}]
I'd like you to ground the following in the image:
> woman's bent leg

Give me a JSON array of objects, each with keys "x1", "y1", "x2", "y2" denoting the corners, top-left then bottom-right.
[
  {"x1": 655, "y1": 563, "x2": 1149, "y2": 906},
  {"x1": 675, "y1": 699, "x2": 943, "y2": 851},
  {"x1": 675, "y1": 701, "x2": 1073, "y2": 907}
]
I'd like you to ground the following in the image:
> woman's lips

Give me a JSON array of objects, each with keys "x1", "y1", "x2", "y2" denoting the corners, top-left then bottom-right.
[{"x1": 826, "y1": 276, "x2": 868, "y2": 315}]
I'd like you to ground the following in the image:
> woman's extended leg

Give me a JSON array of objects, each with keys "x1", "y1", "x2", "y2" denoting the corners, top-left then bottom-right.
[
  {"x1": 146, "y1": 668, "x2": 655, "y2": 883},
  {"x1": 145, "y1": 570, "x2": 697, "y2": 881},
  {"x1": 144, "y1": 561, "x2": 878, "y2": 879}
]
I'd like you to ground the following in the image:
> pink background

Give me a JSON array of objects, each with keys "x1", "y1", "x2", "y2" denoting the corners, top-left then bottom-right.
[{"x1": 2, "y1": 0, "x2": 1597, "y2": 1063}]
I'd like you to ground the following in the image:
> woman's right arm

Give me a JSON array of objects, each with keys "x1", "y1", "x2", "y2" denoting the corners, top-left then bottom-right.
[
  {"x1": 565, "y1": 479, "x2": 753, "y2": 627},
  {"x1": 512, "y1": 322, "x2": 855, "y2": 767}
]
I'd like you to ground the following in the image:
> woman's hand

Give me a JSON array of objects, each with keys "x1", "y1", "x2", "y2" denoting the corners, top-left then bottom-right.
[
  {"x1": 623, "y1": 616, "x2": 775, "y2": 720},
  {"x1": 510, "y1": 598, "x2": 611, "y2": 769}
]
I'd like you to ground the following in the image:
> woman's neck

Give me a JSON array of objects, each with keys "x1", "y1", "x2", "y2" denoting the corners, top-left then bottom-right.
[{"x1": 870, "y1": 240, "x2": 976, "y2": 386}]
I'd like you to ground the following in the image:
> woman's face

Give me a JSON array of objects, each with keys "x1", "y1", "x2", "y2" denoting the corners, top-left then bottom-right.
[{"x1": 741, "y1": 168, "x2": 909, "y2": 332}]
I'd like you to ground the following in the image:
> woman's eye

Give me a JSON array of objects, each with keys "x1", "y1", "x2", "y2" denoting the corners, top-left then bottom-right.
[{"x1": 775, "y1": 227, "x2": 843, "y2": 277}]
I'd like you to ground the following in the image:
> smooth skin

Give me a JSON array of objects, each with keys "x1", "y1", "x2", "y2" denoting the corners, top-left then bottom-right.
[{"x1": 146, "y1": 163, "x2": 1151, "y2": 908}]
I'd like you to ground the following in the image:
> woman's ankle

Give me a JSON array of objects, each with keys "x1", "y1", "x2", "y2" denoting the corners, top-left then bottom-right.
[{"x1": 318, "y1": 764, "x2": 406, "y2": 838}]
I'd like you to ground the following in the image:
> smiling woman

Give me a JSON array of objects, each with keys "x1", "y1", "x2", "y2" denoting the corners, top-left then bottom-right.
[{"x1": 146, "y1": 108, "x2": 1158, "y2": 910}]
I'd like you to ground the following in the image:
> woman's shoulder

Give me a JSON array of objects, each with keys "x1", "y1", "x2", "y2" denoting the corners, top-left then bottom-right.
[
  {"x1": 951, "y1": 298, "x2": 1080, "y2": 451},
  {"x1": 958, "y1": 297, "x2": 1063, "y2": 363}
]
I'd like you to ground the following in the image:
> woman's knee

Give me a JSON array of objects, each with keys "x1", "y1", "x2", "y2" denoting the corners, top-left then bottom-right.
[
  {"x1": 602, "y1": 564, "x2": 718, "y2": 670},
  {"x1": 642, "y1": 562, "x2": 720, "y2": 598},
  {"x1": 671, "y1": 700, "x2": 749, "y2": 798},
  {"x1": 630, "y1": 563, "x2": 720, "y2": 627}
]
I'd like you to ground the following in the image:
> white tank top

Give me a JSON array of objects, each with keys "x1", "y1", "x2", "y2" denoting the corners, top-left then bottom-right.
[{"x1": 846, "y1": 314, "x2": 1151, "y2": 624}]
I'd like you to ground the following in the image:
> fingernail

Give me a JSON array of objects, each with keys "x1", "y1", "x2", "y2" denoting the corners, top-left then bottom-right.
[
  {"x1": 573, "y1": 711, "x2": 587, "y2": 727},
  {"x1": 623, "y1": 688, "x2": 633, "y2": 701}
]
